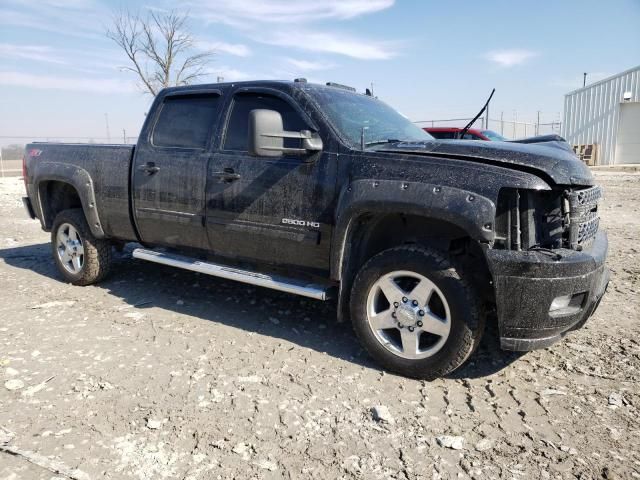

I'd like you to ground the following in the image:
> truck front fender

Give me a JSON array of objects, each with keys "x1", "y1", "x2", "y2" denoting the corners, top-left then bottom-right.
[
  {"x1": 32, "y1": 162, "x2": 105, "y2": 239},
  {"x1": 331, "y1": 179, "x2": 496, "y2": 281}
]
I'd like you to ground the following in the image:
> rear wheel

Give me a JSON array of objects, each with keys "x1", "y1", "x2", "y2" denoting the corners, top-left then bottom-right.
[
  {"x1": 51, "y1": 208, "x2": 112, "y2": 285},
  {"x1": 350, "y1": 245, "x2": 484, "y2": 379}
]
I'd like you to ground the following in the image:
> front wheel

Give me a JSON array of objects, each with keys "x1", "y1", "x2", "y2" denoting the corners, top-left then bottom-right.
[
  {"x1": 51, "y1": 208, "x2": 112, "y2": 285},
  {"x1": 350, "y1": 245, "x2": 484, "y2": 380}
]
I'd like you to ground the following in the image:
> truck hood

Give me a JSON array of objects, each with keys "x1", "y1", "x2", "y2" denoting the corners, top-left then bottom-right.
[{"x1": 378, "y1": 139, "x2": 594, "y2": 186}]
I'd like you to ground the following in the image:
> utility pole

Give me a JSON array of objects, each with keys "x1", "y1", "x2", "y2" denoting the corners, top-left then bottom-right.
[
  {"x1": 123, "y1": 129, "x2": 126, "y2": 143},
  {"x1": 500, "y1": 111, "x2": 504, "y2": 136},
  {"x1": 583, "y1": 72, "x2": 587, "y2": 87},
  {"x1": 484, "y1": 97, "x2": 490, "y2": 129},
  {"x1": 536, "y1": 111, "x2": 540, "y2": 136},
  {"x1": 104, "y1": 113, "x2": 111, "y2": 143}
]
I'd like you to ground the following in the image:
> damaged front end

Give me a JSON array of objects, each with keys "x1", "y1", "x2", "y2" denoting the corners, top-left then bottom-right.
[
  {"x1": 487, "y1": 184, "x2": 609, "y2": 351},
  {"x1": 494, "y1": 184, "x2": 602, "y2": 252}
]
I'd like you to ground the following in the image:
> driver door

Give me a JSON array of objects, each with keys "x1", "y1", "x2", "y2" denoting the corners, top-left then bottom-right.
[{"x1": 206, "y1": 89, "x2": 337, "y2": 273}]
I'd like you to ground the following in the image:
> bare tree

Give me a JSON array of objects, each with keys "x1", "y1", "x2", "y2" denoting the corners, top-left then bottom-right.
[{"x1": 107, "y1": 10, "x2": 214, "y2": 96}]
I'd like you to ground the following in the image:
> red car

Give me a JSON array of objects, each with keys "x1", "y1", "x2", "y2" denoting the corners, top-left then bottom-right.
[{"x1": 424, "y1": 127, "x2": 506, "y2": 141}]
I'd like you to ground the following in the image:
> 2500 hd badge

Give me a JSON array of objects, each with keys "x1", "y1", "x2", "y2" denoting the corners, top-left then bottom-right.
[{"x1": 282, "y1": 218, "x2": 321, "y2": 228}]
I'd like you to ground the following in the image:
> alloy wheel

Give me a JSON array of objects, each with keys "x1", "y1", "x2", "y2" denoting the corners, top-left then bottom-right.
[
  {"x1": 56, "y1": 223, "x2": 85, "y2": 274},
  {"x1": 366, "y1": 270, "x2": 451, "y2": 359}
]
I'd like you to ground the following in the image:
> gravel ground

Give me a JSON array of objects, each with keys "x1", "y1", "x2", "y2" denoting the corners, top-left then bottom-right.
[{"x1": 0, "y1": 173, "x2": 639, "y2": 480}]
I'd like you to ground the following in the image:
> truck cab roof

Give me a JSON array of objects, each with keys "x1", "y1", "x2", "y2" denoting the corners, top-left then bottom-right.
[{"x1": 160, "y1": 79, "x2": 364, "y2": 96}]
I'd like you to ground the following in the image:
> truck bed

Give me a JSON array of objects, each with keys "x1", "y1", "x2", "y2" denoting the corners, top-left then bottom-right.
[{"x1": 24, "y1": 142, "x2": 137, "y2": 241}]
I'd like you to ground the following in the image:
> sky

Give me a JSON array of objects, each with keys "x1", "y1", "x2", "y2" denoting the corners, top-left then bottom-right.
[{"x1": 1, "y1": 0, "x2": 639, "y2": 145}]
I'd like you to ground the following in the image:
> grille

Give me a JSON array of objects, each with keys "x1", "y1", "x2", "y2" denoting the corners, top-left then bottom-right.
[
  {"x1": 573, "y1": 186, "x2": 602, "y2": 206},
  {"x1": 567, "y1": 186, "x2": 602, "y2": 249}
]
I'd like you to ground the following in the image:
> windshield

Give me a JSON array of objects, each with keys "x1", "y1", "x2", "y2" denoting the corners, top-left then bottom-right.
[
  {"x1": 481, "y1": 130, "x2": 507, "y2": 141},
  {"x1": 306, "y1": 87, "x2": 434, "y2": 149}
]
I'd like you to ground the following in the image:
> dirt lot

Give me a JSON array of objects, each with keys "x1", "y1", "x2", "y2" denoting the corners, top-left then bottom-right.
[{"x1": 0, "y1": 173, "x2": 639, "y2": 480}]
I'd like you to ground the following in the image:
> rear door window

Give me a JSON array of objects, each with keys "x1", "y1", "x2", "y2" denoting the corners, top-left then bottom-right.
[{"x1": 153, "y1": 94, "x2": 220, "y2": 149}]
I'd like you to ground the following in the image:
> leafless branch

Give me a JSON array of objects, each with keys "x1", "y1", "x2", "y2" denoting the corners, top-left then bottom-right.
[{"x1": 106, "y1": 9, "x2": 214, "y2": 96}]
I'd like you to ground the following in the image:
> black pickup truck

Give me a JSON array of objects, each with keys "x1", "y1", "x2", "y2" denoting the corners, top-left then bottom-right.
[{"x1": 22, "y1": 79, "x2": 609, "y2": 379}]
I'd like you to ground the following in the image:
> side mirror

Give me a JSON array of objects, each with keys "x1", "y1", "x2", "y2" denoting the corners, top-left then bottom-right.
[{"x1": 248, "y1": 109, "x2": 323, "y2": 158}]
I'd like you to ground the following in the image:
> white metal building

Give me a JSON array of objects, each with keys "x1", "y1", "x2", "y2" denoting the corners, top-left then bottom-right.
[{"x1": 562, "y1": 65, "x2": 640, "y2": 165}]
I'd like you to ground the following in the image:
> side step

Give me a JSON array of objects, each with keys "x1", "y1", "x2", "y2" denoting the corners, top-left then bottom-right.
[{"x1": 132, "y1": 248, "x2": 330, "y2": 301}]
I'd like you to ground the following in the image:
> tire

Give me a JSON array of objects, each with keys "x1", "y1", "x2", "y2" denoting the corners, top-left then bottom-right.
[
  {"x1": 350, "y1": 245, "x2": 484, "y2": 380},
  {"x1": 51, "y1": 208, "x2": 112, "y2": 285}
]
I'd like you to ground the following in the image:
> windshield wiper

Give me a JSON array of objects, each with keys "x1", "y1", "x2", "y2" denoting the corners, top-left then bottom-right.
[{"x1": 363, "y1": 139, "x2": 402, "y2": 149}]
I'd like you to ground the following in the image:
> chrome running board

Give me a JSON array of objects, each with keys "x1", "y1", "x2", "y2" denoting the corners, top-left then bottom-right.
[{"x1": 132, "y1": 248, "x2": 330, "y2": 300}]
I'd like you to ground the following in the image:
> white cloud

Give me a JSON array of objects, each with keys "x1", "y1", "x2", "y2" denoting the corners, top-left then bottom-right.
[
  {"x1": 143, "y1": 4, "x2": 170, "y2": 13},
  {"x1": 284, "y1": 58, "x2": 336, "y2": 71},
  {"x1": 0, "y1": 71, "x2": 136, "y2": 94},
  {"x1": 4, "y1": 0, "x2": 97, "y2": 8},
  {"x1": 0, "y1": 43, "x2": 68, "y2": 65},
  {"x1": 484, "y1": 49, "x2": 538, "y2": 67},
  {"x1": 197, "y1": 41, "x2": 251, "y2": 57},
  {"x1": 0, "y1": 42, "x2": 126, "y2": 75},
  {"x1": 260, "y1": 31, "x2": 398, "y2": 60},
  {"x1": 205, "y1": 66, "x2": 257, "y2": 82},
  {"x1": 194, "y1": 0, "x2": 394, "y2": 26},
  {"x1": 191, "y1": 1, "x2": 399, "y2": 62},
  {"x1": 0, "y1": 4, "x2": 105, "y2": 39}
]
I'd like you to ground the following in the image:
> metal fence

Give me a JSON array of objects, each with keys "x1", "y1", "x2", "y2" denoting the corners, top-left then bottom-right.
[
  {"x1": 0, "y1": 136, "x2": 138, "y2": 151},
  {"x1": 0, "y1": 158, "x2": 22, "y2": 178},
  {"x1": 414, "y1": 117, "x2": 562, "y2": 140},
  {"x1": 0, "y1": 116, "x2": 565, "y2": 177},
  {"x1": 0, "y1": 144, "x2": 25, "y2": 177},
  {"x1": 0, "y1": 136, "x2": 139, "y2": 177},
  {"x1": 488, "y1": 119, "x2": 562, "y2": 139}
]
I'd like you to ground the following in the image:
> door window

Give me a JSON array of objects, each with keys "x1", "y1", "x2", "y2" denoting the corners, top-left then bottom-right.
[
  {"x1": 153, "y1": 94, "x2": 220, "y2": 149},
  {"x1": 224, "y1": 92, "x2": 307, "y2": 151}
]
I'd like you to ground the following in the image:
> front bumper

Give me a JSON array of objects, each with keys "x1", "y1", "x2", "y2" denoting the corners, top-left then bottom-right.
[{"x1": 486, "y1": 230, "x2": 609, "y2": 351}]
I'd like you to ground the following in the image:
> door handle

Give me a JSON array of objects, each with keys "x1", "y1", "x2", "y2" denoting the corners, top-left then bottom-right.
[
  {"x1": 213, "y1": 168, "x2": 241, "y2": 183},
  {"x1": 138, "y1": 162, "x2": 160, "y2": 175}
]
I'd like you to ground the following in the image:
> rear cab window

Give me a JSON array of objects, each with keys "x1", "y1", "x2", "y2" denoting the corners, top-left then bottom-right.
[{"x1": 152, "y1": 94, "x2": 220, "y2": 149}]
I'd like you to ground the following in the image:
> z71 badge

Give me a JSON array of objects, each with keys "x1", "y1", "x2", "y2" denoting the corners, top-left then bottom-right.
[{"x1": 282, "y1": 218, "x2": 320, "y2": 228}]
